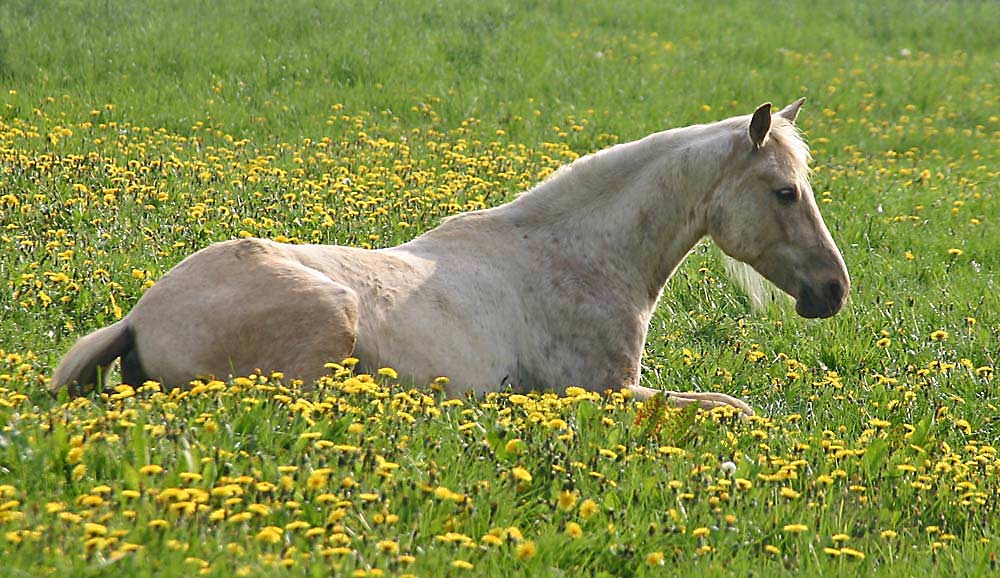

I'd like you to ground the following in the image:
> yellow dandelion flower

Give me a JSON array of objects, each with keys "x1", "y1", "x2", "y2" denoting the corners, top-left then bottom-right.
[
  {"x1": 645, "y1": 551, "x2": 665, "y2": 566},
  {"x1": 227, "y1": 512, "x2": 253, "y2": 523},
  {"x1": 783, "y1": 524, "x2": 809, "y2": 533},
  {"x1": 507, "y1": 526, "x2": 524, "y2": 542},
  {"x1": 516, "y1": 540, "x2": 537, "y2": 561},
  {"x1": 505, "y1": 438, "x2": 525, "y2": 454},
  {"x1": 377, "y1": 367, "x2": 398, "y2": 379},
  {"x1": 511, "y1": 467, "x2": 532, "y2": 483},
  {"x1": 377, "y1": 540, "x2": 399, "y2": 554},
  {"x1": 764, "y1": 544, "x2": 781, "y2": 555},
  {"x1": 307, "y1": 473, "x2": 328, "y2": 489},
  {"x1": 880, "y1": 530, "x2": 898, "y2": 539},
  {"x1": 929, "y1": 330, "x2": 948, "y2": 341},
  {"x1": 59, "y1": 512, "x2": 83, "y2": 524},
  {"x1": 565, "y1": 522, "x2": 583, "y2": 539},
  {"x1": 557, "y1": 490, "x2": 578, "y2": 511},
  {"x1": 579, "y1": 499, "x2": 600, "y2": 520},
  {"x1": 840, "y1": 547, "x2": 865, "y2": 560},
  {"x1": 67, "y1": 446, "x2": 86, "y2": 464},
  {"x1": 692, "y1": 527, "x2": 710, "y2": 538},
  {"x1": 450, "y1": 560, "x2": 473, "y2": 570},
  {"x1": 255, "y1": 526, "x2": 283, "y2": 544},
  {"x1": 83, "y1": 523, "x2": 108, "y2": 536},
  {"x1": 139, "y1": 464, "x2": 164, "y2": 475}
]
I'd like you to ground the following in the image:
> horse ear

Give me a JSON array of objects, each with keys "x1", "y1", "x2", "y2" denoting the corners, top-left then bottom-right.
[
  {"x1": 778, "y1": 97, "x2": 806, "y2": 123},
  {"x1": 749, "y1": 102, "x2": 772, "y2": 149}
]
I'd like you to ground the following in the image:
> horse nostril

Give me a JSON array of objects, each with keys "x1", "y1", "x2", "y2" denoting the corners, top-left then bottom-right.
[{"x1": 825, "y1": 281, "x2": 845, "y2": 305}]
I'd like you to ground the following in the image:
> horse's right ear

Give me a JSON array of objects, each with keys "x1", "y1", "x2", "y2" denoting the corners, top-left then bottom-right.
[{"x1": 749, "y1": 102, "x2": 772, "y2": 149}]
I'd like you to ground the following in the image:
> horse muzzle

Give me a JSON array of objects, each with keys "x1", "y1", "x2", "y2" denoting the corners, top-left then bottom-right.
[{"x1": 795, "y1": 279, "x2": 848, "y2": 319}]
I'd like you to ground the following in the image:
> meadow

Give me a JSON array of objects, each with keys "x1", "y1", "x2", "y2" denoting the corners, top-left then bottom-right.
[{"x1": 1, "y1": 0, "x2": 998, "y2": 575}]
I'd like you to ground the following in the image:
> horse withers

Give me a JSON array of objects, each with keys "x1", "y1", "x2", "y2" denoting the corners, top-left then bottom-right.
[{"x1": 51, "y1": 99, "x2": 849, "y2": 415}]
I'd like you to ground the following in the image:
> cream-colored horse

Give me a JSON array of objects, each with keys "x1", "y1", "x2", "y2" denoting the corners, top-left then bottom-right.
[{"x1": 52, "y1": 99, "x2": 849, "y2": 415}]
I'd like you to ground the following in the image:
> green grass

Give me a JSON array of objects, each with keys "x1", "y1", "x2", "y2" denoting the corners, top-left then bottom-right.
[{"x1": 1, "y1": 0, "x2": 998, "y2": 576}]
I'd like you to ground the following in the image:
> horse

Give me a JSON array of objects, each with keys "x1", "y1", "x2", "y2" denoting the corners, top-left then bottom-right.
[{"x1": 50, "y1": 99, "x2": 849, "y2": 415}]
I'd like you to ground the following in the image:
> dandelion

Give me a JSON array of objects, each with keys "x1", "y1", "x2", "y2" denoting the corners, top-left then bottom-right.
[
  {"x1": 565, "y1": 522, "x2": 583, "y2": 539},
  {"x1": 307, "y1": 472, "x2": 328, "y2": 489},
  {"x1": 83, "y1": 523, "x2": 107, "y2": 536},
  {"x1": 929, "y1": 330, "x2": 949, "y2": 341},
  {"x1": 511, "y1": 467, "x2": 532, "y2": 483},
  {"x1": 579, "y1": 499, "x2": 600, "y2": 520},
  {"x1": 783, "y1": 524, "x2": 809, "y2": 533},
  {"x1": 840, "y1": 547, "x2": 866, "y2": 560},
  {"x1": 377, "y1": 540, "x2": 399, "y2": 554},
  {"x1": 139, "y1": 464, "x2": 164, "y2": 476},
  {"x1": 516, "y1": 540, "x2": 536, "y2": 561},
  {"x1": 780, "y1": 487, "x2": 801, "y2": 499},
  {"x1": 557, "y1": 490, "x2": 578, "y2": 511},
  {"x1": 450, "y1": 560, "x2": 473, "y2": 570},
  {"x1": 67, "y1": 446, "x2": 86, "y2": 464},
  {"x1": 255, "y1": 526, "x2": 283, "y2": 544},
  {"x1": 505, "y1": 438, "x2": 525, "y2": 454},
  {"x1": 646, "y1": 551, "x2": 665, "y2": 566}
]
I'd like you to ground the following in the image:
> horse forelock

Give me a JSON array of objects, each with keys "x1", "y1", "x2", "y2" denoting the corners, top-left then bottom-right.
[{"x1": 768, "y1": 118, "x2": 812, "y2": 181}]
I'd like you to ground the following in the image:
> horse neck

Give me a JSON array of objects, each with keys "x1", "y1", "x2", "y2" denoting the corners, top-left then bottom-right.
[{"x1": 501, "y1": 124, "x2": 734, "y2": 308}]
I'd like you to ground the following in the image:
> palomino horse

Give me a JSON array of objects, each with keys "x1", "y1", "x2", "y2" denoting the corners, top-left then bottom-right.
[{"x1": 51, "y1": 99, "x2": 849, "y2": 415}]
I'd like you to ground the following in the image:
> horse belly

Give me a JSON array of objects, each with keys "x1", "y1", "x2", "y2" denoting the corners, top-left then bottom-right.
[{"x1": 353, "y1": 292, "x2": 518, "y2": 396}]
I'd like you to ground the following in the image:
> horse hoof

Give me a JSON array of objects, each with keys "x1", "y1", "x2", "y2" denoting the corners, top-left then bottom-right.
[{"x1": 665, "y1": 391, "x2": 755, "y2": 417}]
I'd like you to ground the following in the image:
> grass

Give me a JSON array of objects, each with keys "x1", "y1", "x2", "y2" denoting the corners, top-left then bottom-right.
[{"x1": 1, "y1": 0, "x2": 998, "y2": 575}]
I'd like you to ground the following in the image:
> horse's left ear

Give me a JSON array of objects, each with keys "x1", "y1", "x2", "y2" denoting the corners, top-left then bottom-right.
[
  {"x1": 777, "y1": 97, "x2": 806, "y2": 123},
  {"x1": 749, "y1": 102, "x2": 772, "y2": 149}
]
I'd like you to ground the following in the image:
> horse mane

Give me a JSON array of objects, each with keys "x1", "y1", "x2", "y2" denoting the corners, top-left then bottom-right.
[{"x1": 438, "y1": 111, "x2": 811, "y2": 229}]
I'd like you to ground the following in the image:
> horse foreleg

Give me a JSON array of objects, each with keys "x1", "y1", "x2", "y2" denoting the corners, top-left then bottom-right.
[{"x1": 628, "y1": 384, "x2": 754, "y2": 416}]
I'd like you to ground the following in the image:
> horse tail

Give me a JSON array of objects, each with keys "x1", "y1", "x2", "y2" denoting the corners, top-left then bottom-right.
[
  {"x1": 721, "y1": 255, "x2": 787, "y2": 311},
  {"x1": 50, "y1": 319, "x2": 134, "y2": 396}
]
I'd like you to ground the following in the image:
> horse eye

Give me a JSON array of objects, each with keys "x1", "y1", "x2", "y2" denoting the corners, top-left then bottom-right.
[{"x1": 774, "y1": 187, "x2": 798, "y2": 203}]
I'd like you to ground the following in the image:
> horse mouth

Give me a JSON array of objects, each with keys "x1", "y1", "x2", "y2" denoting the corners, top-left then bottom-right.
[{"x1": 795, "y1": 281, "x2": 848, "y2": 319}]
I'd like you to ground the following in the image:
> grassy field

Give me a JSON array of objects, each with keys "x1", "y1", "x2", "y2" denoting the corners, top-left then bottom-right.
[{"x1": 1, "y1": 0, "x2": 999, "y2": 575}]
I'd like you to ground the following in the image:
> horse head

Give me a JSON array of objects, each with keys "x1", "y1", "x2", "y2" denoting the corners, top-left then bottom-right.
[{"x1": 707, "y1": 98, "x2": 850, "y2": 318}]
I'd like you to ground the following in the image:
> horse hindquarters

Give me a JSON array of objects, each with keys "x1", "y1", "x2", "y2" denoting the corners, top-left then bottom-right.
[{"x1": 127, "y1": 239, "x2": 360, "y2": 389}]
